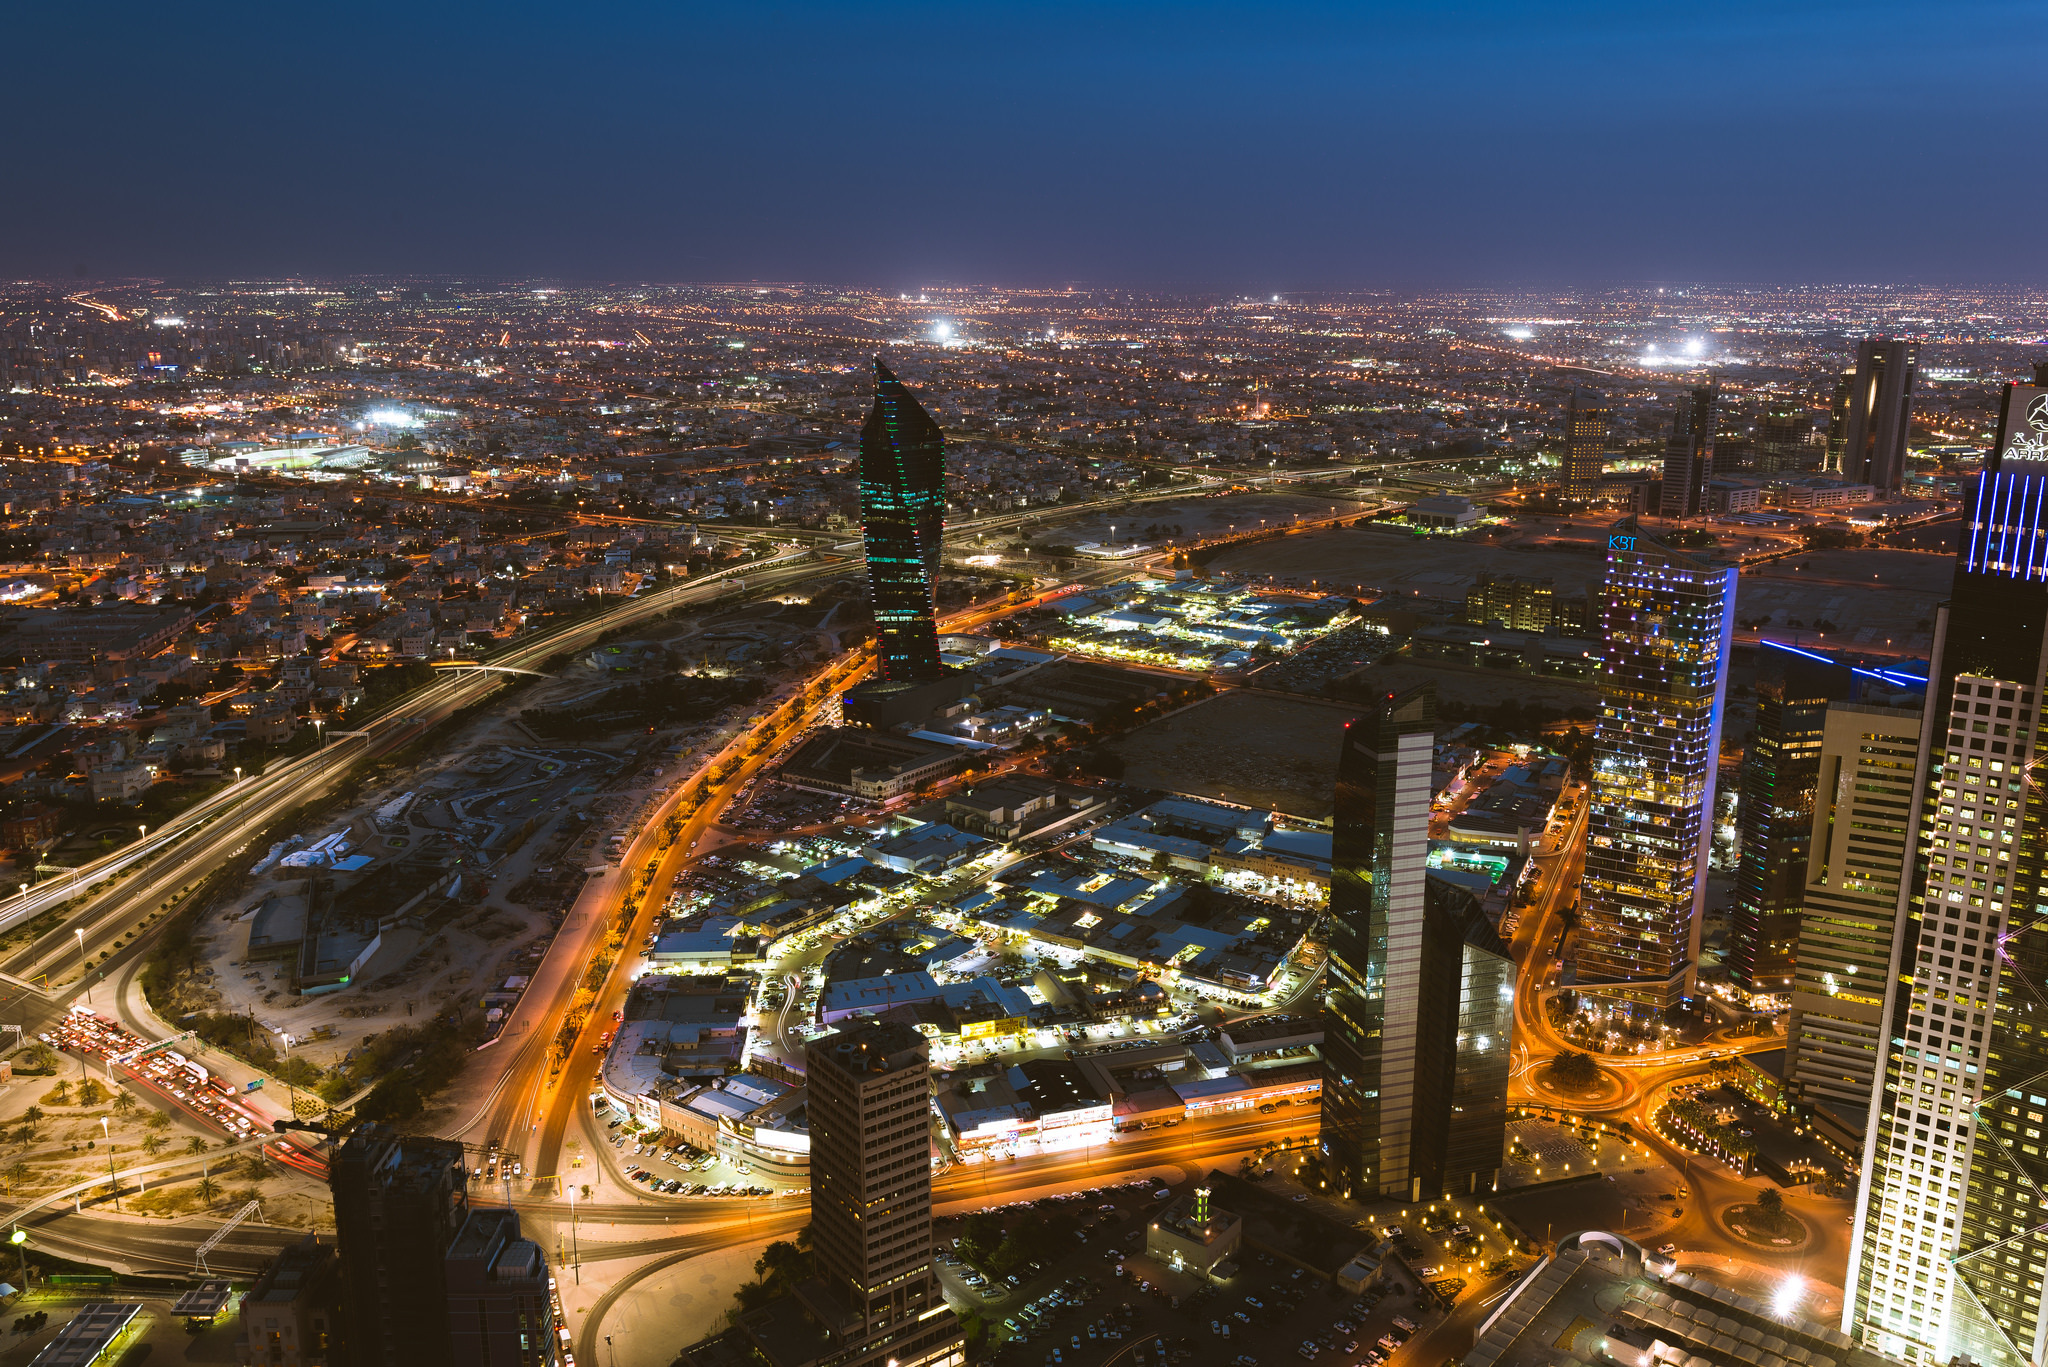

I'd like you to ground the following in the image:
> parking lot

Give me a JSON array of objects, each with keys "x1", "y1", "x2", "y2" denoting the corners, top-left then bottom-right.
[
  {"x1": 720, "y1": 778, "x2": 881, "y2": 833},
  {"x1": 595, "y1": 1101, "x2": 780, "y2": 1198},
  {"x1": 938, "y1": 1178, "x2": 1464, "y2": 1367}
]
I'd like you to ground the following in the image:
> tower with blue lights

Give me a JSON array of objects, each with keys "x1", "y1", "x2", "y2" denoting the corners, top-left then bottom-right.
[
  {"x1": 1849, "y1": 364, "x2": 2048, "y2": 1367},
  {"x1": 860, "y1": 358, "x2": 946, "y2": 685},
  {"x1": 1578, "y1": 517, "x2": 1737, "y2": 1011}
]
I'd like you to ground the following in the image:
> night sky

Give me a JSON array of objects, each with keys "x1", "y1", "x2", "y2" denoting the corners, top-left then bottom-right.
[{"x1": 6, "y1": 1, "x2": 2045, "y2": 287}]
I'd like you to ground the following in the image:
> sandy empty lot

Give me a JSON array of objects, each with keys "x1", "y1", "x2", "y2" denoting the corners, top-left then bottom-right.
[
  {"x1": 1107, "y1": 690, "x2": 1361, "y2": 819},
  {"x1": 1043, "y1": 490, "x2": 1366, "y2": 546},
  {"x1": 1210, "y1": 527, "x2": 1948, "y2": 655}
]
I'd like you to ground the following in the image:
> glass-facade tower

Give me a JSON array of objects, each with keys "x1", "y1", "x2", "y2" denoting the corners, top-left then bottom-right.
[
  {"x1": 1848, "y1": 370, "x2": 2048, "y2": 1367},
  {"x1": 1578, "y1": 519, "x2": 1737, "y2": 1009},
  {"x1": 1658, "y1": 385, "x2": 1718, "y2": 520},
  {"x1": 1324, "y1": 687, "x2": 1437, "y2": 1200},
  {"x1": 861, "y1": 359, "x2": 946, "y2": 685},
  {"x1": 1837, "y1": 337, "x2": 1922, "y2": 496},
  {"x1": 1729, "y1": 644, "x2": 1840, "y2": 996},
  {"x1": 1322, "y1": 687, "x2": 1511, "y2": 1200}
]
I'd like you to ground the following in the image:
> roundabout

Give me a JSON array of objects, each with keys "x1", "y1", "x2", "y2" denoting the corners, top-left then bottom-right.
[
  {"x1": 1524, "y1": 1055, "x2": 1628, "y2": 1109},
  {"x1": 1718, "y1": 1200, "x2": 1813, "y2": 1253}
]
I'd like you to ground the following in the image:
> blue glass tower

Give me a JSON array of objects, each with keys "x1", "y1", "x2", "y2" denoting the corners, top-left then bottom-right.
[{"x1": 861, "y1": 359, "x2": 946, "y2": 685}]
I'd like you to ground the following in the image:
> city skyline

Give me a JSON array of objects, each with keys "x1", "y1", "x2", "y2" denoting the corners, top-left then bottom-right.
[{"x1": 0, "y1": 266, "x2": 2043, "y2": 1367}]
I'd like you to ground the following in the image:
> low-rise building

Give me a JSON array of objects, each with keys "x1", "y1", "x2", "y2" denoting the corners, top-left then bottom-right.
[
  {"x1": 237, "y1": 1235, "x2": 340, "y2": 1367},
  {"x1": 1464, "y1": 1232, "x2": 1889, "y2": 1367},
  {"x1": 1145, "y1": 1187, "x2": 1242, "y2": 1281}
]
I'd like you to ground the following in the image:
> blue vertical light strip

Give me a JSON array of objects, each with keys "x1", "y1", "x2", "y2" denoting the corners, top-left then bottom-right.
[
  {"x1": 2031, "y1": 474, "x2": 2048, "y2": 581},
  {"x1": 1995, "y1": 471, "x2": 2015, "y2": 575},
  {"x1": 1968, "y1": 474, "x2": 1994, "y2": 574},
  {"x1": 1997, "y1": 470, "x2": 2018, "y2": 574},
  {"x1": 2020, "y1": 475, "x2": 2041, "y2": 579}
]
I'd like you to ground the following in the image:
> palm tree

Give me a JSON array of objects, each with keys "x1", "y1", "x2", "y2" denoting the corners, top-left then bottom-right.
[
  {"x1": 0, "y1": 1161, "x2": 23, "y2": 1194},
  {"x1": 140, "y1": 1134, "x2": 165, "y2": 1158},
  {"x1": 22, "y1": 1107, "x2": 42, "y2": 1126},
  {"x1": 46, "y1": 1081, "x2": 66, "y2": 1106},
  {"x1": 194, "y1": 1175, "x2": 220, "y2": 1206},
  {"x1": 111, "y1": 1091, "x2": 135, "y2": 1118},
  {"x1": 186, "y1": 1136, "x2": 208, "y2": 1156},
  {"x1": 144, "y1": 1110, "x2": 171, "y2": 1132}
]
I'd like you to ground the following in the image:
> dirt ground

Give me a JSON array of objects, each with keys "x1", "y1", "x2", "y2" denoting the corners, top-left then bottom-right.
[
  {"x1": 1042, "y1": 491, "x2": 1366, "y2": 546},
  {"x1": 1207, "y1": 523, "x2": 1612, "y2": 601},
  {"x1": 1105, "y1": 691, "x2": 1359, "y2": 819},
  {"x1": 1733, "y1": 547, "x2": 1950, "y2": 653},
  {"x1": 1343, "y1": 658, "x2": 1599, "y2": 712},
  {"x1": 1209, "y1": 524, "x2": 1949, "y2": 656}
]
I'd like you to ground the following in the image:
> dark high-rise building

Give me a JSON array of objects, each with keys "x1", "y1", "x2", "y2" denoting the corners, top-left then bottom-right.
[
  {"x1": 1657, "y1": 385, "x2": 1718, "y2": 519},
  {"x1": 329, "y1": 1125, "x2": 470, "y2": 1367},
  {"x1": 1324, "y1": 687, "x2": 1437, "y2": 1202},
  {"x1": 1321, "y1": 687, "x2": 1510, "y2": 1201},
  {"x1": 1578, "y1": 519, "x2": 1736, "y2": 1009},
  {"x1": 1835, "y1": 337, "x2": 1921, "y2": 495},
  {"x1": 1846, "y1": 365, "x2": 2048, "y2": 1367},
  {"x1": 1435, "y1": 881, "x2": 1515, "y2": 1197},
  {"x1": 1757, "y1": 407, "x2": 1818, "y2": 474},
  {"x1": 1562, "y1": 389, "x2": 1609, "y2": 504},
  {"x1": 1825, "y1": 369, "x2": 1857, "y2": 472},
  {"x1": 861, "y1": 359, "x2": 946, "y2": 685},
  {"x1": 444, "y1": 1208, "x2": 557, "y2": 1367},
  {"x1": 1728, "y1": 643, "x2": 1843, "y2": 997},
  {"x1": 804, "y1": 1021, "x2": 948, "y2": 1343},
  {"x1": 683, "y1": 1020, "x2": 962, "y2": 1367}
]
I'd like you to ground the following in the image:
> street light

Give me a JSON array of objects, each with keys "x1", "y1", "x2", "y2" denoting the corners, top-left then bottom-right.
[
  {"x1": 568, "y1": 1184, "x2": 581, "y2": 1283},
  {"x1": 100, "y1": 1117, "x2": 118, "y2": 1212},
  {"x1": 234, "y1": 766, "x2": 242, "y2": 783},
  {"x1": 9, "y1": 1229, "x2": 24, "y2": 1291},
  {"x1": 75, "y1": 929, "x2": 88, "y2": 1004}
]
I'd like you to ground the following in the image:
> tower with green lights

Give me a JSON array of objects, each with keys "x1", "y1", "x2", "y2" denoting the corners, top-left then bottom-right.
[{"x1": 861, "y1": 358, "x2": 946, "y2": 684}]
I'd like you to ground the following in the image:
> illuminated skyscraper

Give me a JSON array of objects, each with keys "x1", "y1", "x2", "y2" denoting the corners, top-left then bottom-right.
[
  {"x1": 861, "y1": 359, "x2": 945, "y2": 685},
  {"x1": 1784, "y1": 683, "x2": 1925, "y2": 1129},
  {"x1": 1577, "y1": 519, "x2": 1736, "y2": 1009},
  {"x1": 1322, "y1": 687, "x2": 1512, "y2": 1201},
  {"x1": 1835, "y1": 337, "x2": 1921, "y2": 495},
  {"x1": 1562, "y1": 389, "x2": 1609, "y2": 504},
  {"x1": 1847, "y1": 367, "x2": 2048, "y2": 1367},
  {"x1": 1657, "y1": 385, "x2": 1718, "y2": 519}
]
